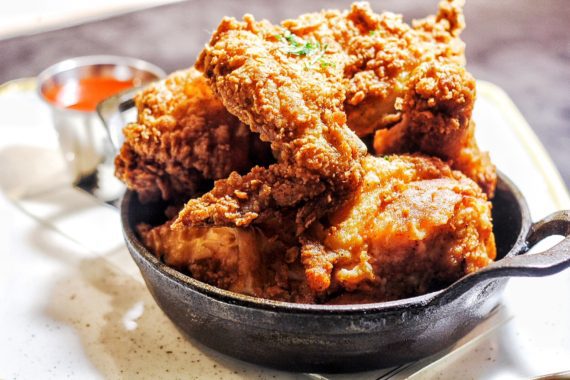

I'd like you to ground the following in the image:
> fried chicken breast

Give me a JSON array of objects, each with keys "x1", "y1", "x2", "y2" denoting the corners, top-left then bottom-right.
[{"x1": 301, "y1": 155, "x2": 496, "y2": 302}]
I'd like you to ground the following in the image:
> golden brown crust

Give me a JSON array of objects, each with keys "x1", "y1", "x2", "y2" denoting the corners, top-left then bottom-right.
[
  {"x1": 301, "y1": 155, "x2": 496, "y2": 301},
  {"x1": 372, "y1": 61, "x2": 496, "y2": 196},
  {"x1": 114, "y1": 68, "x2": 271, "y2": 203},
  {"x1": 139, "y1": 218, "x2": 316, "y2": 303},
  {"x1": 187, "y1": 14, "x2": 367, "y2": 228}
]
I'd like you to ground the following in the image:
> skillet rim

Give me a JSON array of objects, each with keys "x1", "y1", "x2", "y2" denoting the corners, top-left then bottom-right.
[{"x1": 121, "y1": 170, "x2": 531, "y2": 315}]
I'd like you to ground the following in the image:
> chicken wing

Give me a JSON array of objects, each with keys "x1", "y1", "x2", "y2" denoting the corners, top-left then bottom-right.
[{"x1": 114, "y1": 68, "x2": 272, "y2": 203}]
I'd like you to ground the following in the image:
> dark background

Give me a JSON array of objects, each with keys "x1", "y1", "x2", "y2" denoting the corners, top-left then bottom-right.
[{"x1": 1, "y1": 0, "x2": 568, "y2": 187}]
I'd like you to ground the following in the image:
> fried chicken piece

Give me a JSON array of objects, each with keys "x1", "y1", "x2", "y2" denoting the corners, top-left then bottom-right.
[
  {"x1": 280, "y1": 0, "x2": 495, "y2": 196},
  {"x1": 115, "y1": 68, "x2": 272, "y2": 203},
  {"x1": 300, "y1": 155, "x2": 496, "y2": 301},
  {"x1": 196, "y1": 14, "x2": 366, "y2": 179},
  {"x1": 176, "y1": 14, "x2": 367, "y2": 229},
  {"x1": 139, "y1": 216, "x2": 316, "y2": 303},
  {"x1": 282, "y1": 0, "x2": 467, "y2": 136},
  {"x1": 174, "y1": 164, "x2": 330, "y2": 230},
  {"x1": 372, "y1": 61, "x2": 496, "y2": 196}
]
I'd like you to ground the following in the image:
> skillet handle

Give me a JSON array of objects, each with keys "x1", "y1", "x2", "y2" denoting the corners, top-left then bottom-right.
[
  {"x1": 507, "y1": 210, "x2": 570, "y2": 276},
  {"x1": 430, "y1": 210, "x2": 570, "y2": 305},
  {"x1": 483, "y1": 210, "x2": 570, "y2": 277}
]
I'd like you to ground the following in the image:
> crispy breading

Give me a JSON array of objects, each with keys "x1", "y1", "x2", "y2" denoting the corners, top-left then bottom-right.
[
  {"x1": 372, "y1": 61, "x2": 497, "y2": 196},
  {"x1": 115, "y1": 68, "x2": 271, "y2": 203},
  {"x1": 139, "y1": 217, "x2": 316, "y2": 303},
  {"x1": 180, "y1": 13, "x2": 367, "y2": 228},
  {"x1": 301, "y1": 155, "x2": 496, "y2": 301}
]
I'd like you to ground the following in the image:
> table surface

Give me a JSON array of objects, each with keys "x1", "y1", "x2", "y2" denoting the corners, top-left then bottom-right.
[
  {"x1": 0, "y1": 0, "x2": 181, "y2": 40},
  {"x1": 0, "y1": 0, "x2": 568, "y2": 188}
]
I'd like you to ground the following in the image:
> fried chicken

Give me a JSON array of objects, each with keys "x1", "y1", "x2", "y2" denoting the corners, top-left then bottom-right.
[
  {"x1": 176, "y1": 13, "x2": 367, "y2": 229},
  {"x1": 115, "y1": 68, "x2": 272, "y2": 203},
  {"x1": 139, "y1": 213, "x2": 316, "y2": 303},
  {"x1": 190, "y1": 0, "x2": 493, "y2": 198},
  {"x1": 142, "y1": 155, "x2": 495, "y2": 303},
  {"x1": 174, "y1": 13, "x2": 496, "y2": 300},
  {"x1": 281, "y1": 0, "x2": 466, "y2": 136},
  {"x1": 372, "y1": 61, "x2": 496, "y2": 196},
  {"x1": 196, "y1": 13, "x2": 367, "y2": 178},
  {"x1": 117, "y1": 1, "x2": 494, "y2": 204},
  {"x1": 175, "y1": 0, "x2": 494, "y2": 239},
  {"x1": 119, "y1": 1, "x2": 500, "y2": 305},
  {"x1": 279, "y1": 0, "x2": 495, "y2": 196},
  {"x1": 301, "y1": 155, "x2": 496, "y2": 301}
]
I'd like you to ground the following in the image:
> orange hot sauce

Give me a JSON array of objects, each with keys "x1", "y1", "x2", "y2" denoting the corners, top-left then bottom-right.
[{"x1": 44, "y1": 77, "x2": 135, "y2": 112}]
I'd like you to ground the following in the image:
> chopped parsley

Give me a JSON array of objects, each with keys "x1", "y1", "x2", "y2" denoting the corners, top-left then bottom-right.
[
  {"x1": 276, "y1": 30, "x2": 334, "y2": 69},
  {"x1": 319, "y1": 59, "x2": 335, "y2": 68},
  {"x1": 281, "y1": 31, "x2": 321, "y2": 56}
]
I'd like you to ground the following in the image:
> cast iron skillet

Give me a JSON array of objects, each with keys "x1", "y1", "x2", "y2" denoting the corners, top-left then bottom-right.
[{"x1": 121, "y1": 173, "x2": 570, "y2": 373}]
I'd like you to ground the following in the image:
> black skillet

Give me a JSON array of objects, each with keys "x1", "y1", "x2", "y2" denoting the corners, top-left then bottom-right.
[{"x1": 120, "y1": 173, "x2": 570, "y2": 373}]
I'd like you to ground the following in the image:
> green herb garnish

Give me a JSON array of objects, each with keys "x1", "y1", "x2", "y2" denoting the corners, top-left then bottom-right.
[
  {"x1": 276, "y1": 31, "x2": 335, "y2": 69},
  {"x1": 319, "y1": 59, "x2": 335, "y2": 68},
  {"x1": 280, "y1": 31, "x2": 321, "y2": 56}
]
